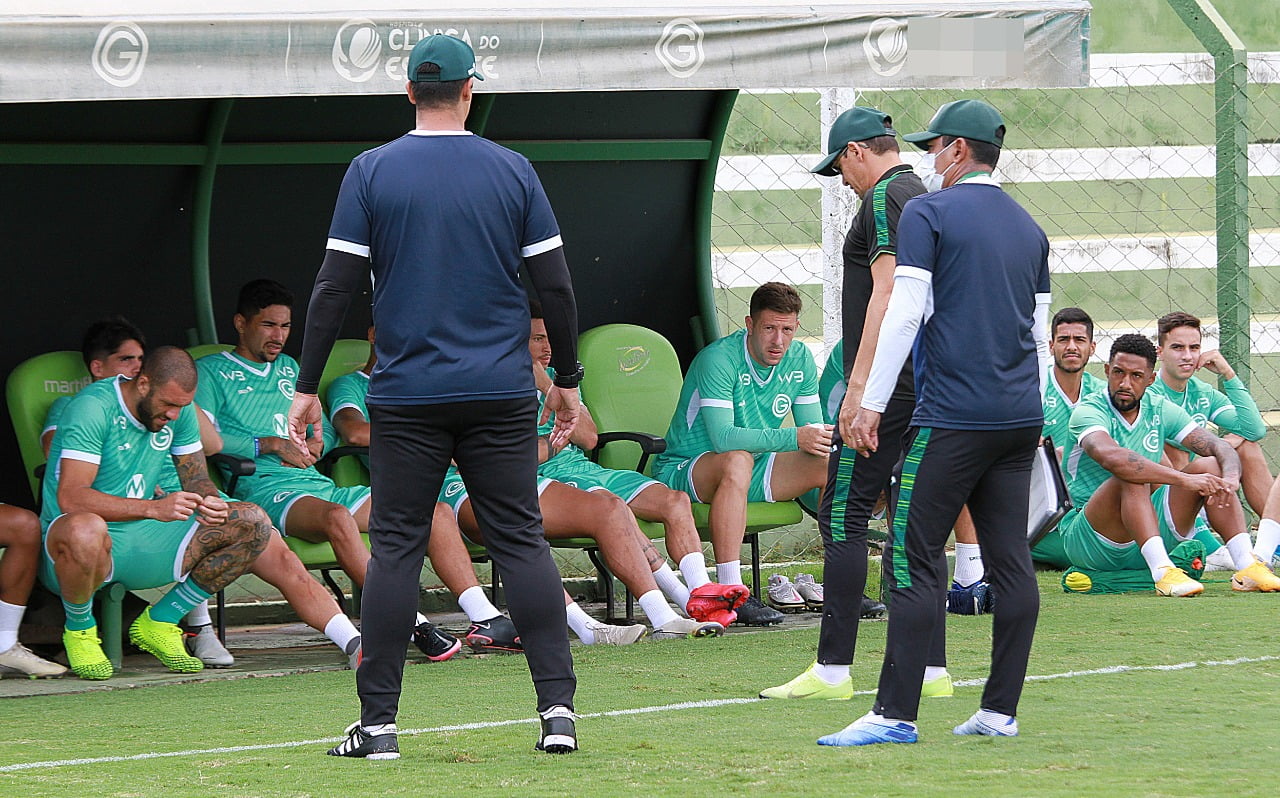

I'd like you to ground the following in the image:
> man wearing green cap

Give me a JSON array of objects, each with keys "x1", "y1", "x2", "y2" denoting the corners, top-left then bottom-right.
[
  {"x1": 760, "y1": 107, "x2": 951, "y2": 702},
  {"x1": 823, "y1": 99, "x2": 1052, "y2": 746},
  {"x1": 289, "y1": 33, "x2": 581, "y2": 758}
]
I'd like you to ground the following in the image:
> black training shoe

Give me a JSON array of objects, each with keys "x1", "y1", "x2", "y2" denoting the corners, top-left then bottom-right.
[
  {"x1": 465, "y1": 615, "x2": 523, "y2": 653},
  {"x1": 412, "y1": 620, "x2": 462, "y2": 662},
  {"x1": 734, "y1": 596, "x2": 785, "y2": 626},
  {"x1": 860, "y1": 594, "x2": 887, "y2": 619},
  {"x1": 535, "y1": 706, "x2": 578, "y2": 754},
  {"x1": 327, "y1": 721, "x2": 400, "y2": 760}
]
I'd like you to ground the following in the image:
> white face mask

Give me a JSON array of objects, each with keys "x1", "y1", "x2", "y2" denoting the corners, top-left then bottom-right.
[{"x1": 916, "y1": 139, "x2": 958, "y2": 192}]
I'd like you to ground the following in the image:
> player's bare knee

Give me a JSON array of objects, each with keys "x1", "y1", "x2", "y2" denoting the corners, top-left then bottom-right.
[
  {"x1": 662, "y1": 489, "x2": 692, "y2": 519},
  {"x1": 229, "y1": 502, "x2": 272, "y2": 551},
  {"x1": 324, "y1": 503, "x2": 358, "y2": 535},
  {"x1": 0, "y1": 506, "x2": 41, "y2": 547},
  {"x1": 1185, "y1": 455, "x2": 1221, "y2": 476}
]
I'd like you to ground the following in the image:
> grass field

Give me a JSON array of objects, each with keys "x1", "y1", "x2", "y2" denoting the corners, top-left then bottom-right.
[{"x1": 3, "y1": 571, "x2": 1279, "y2": 797}]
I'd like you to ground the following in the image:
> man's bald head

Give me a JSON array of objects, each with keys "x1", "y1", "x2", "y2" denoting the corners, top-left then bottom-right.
[{"x1": 141, "y1": 345, "x2": 198, "y2": 392}]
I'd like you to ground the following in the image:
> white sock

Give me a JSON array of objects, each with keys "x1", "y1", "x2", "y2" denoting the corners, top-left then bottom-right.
[
  {"x1": 953, "y1": 543, "x2": 984, "y2": 586},
  {"x1": 716, "y1": 561, "x2": 743, "y2": 587},
  {"x1": 923, "y1": 665, "x2": 949, "y2": 682},
  {"x1": 363, "y1": 723, "x2": 397, "y2": 735},
  {"x1": 1254, "y1": 519, "x2": 1280, "y2": 563},
  {"x1": 1225, "y1": 532, "x2": 1256, "y2": 570},
  {"x1": 458, "y1": 585, "x2": 502, "y2": 623},
  {"x1": 813, "y1": 663, "x2": 849, "y2": 685},
  {"x1": 859, "y1": 710, "x2": 913, "y2": 727},
  {"x1": 565, "y1": 602, "x2": 595, "y2": 644},
  {"x1": 652, "y1": 563, "x2": 691, "y2": 611},
  {"x1": 0, "y1": 600, "x2": 24, "y2": 651},
  {"x1": 977, "y1": 708, "x2": 1014, "y2": 726},
  {"x1": 637, "y1": 589, "x2": 679, "y2": 628},
  {"x1": 185, "y1": 600, "x2": 212, "y2": 628},
  {"x1": 1140, "y1": 537, "x2": 1176, "y2": 581},
  {"x1": 678, "y1": 551, "x2": 711, "y2": 590},
  {"x1": 324, "y1": 614, "x2": 360, "y2": 653}
]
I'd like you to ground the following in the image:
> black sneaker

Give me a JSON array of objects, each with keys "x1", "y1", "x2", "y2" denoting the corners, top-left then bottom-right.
[
  {"x1": 734, "y1": 596, "x2": 785, "y2": 626},
  {"x1": 860, "y1": 594, "x2": 888, "y2": 619},
  {"x1": 412, "y1": 620, "x2": 462, "y2": 662},
  {"x1": 327, "y1": 721, "x2": 400, "y2": 760},
  {"x1": 535, "y1": 706, "x2": 578, "y2": 754},
  {"x1": 465, "y1": 615, "x2": 523, "y2": 653}
]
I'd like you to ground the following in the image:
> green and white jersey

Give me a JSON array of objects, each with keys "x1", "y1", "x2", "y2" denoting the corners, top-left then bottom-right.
[
  {"x1": 1147, "y1": 374, "x2": 1266, "y2": 444},
  {"x1": 1062, "y1": 389, "x2": 1197, "y2": 507},
  {"x1": 656, "y1": 329, "x2": 821, "y2": 464},
  {"x1": 817, "y1": 340, "x2": 845, "y2": 425},
  {"x1": 534, "y1": 377, "x2": 593, "y2": 471},
  {"x1": 1041, "y1": 368, "x2": 1103, "y2": 443},
  {"x1": 196, "y1": 350, "x2": 303, "y2": 478},
  {"x1": 327, "y1": 370, "x2": 371, "y2": 423},
  {"x1": 41, "y1": 376, "x2": 202, "y2": 526},
  {"x1": 41, "y1": 395, "x2": 73, "y2": 437}
]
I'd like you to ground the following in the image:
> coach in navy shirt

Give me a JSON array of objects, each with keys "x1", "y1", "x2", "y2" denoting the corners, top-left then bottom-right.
[
  {"x1": 289, "y1": 34, "x2": 582, "y2": 758},
  {"x1": 823, "y1": 100, "x2": 1051, "y2": 747}
]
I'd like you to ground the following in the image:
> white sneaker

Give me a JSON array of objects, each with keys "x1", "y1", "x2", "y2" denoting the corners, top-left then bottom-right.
[
  {"x1": 187, "y1": 625, "x2": 235, "y2": 667},
  {"x1": 651, "y1": 617, "x2": 724, "y2": 640},
  {"x1": 0, "y1": 641, "x2": 68, "y2": 678},
  {"x1": 584, "y1": 620, "x2": 646, "y2": 645},
  {"x1": 766, "y1": 574, "x2": 806, "y2": 612},
  {"x1": 1203, "y1": 546, "x2": 1237, "y2": 572}
]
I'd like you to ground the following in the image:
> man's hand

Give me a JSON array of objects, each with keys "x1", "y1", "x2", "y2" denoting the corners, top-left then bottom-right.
[
  {"x1": 195, "y1": 494, "x2": 229, "y2": 526},
  {"x1": 1196, "y1": 349, "x2": 1236, "y2": 381},
  {"x1": 850, "y1": 408, "x2": 883, "y2": 455},
  {"x1": 837, "y1": 386, "x2": 863, "y2": 447},
  {"x1": 152, "y1": 491, "x2": 204, "y2": 522},
  {"x1": 796, "y1": 423, "x2": 834, "y2": 457},
  {"x1": 542, "y1": 385, "x2": 580, "y2": 449},
  {"x1": 1181, "y1": 471, "x2": 1234, "y2": 508},
  {"x1": 263, "y1": 436, "x2": 317, "y2": 469},
  {"x1": 288, "y1": 393, "x2": 324, "y2": 452}
]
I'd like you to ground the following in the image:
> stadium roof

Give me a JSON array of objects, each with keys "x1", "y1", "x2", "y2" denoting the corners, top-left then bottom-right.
[{"x1": 2, "y1": 0, "x2": 1090, "y2": 102}]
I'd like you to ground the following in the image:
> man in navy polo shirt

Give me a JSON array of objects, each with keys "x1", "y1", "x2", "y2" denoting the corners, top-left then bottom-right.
[
  {"x1": 825, "y1": 99, "x2": 1051, "y2": 745},
  {"x1": 288, "y1": 34, "x2": 582, "y2": 758}
]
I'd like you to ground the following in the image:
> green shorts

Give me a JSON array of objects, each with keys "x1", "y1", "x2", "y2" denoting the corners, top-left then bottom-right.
[
  {"x1": 1150, "y1": 486, "x2": 1213, "y2": 550},
  {"x1": 1058, "y1": 507, "x2": 1148, "y2": 572},
  {"x1": 653, "y1": 451, "x2": 777, "y2": 504},
  {"x1": 233, "y1": 468, "x2": 370, "y2": 536},
  {"x1": 1030, "y1": 528, "x2": 1072, "y2": 570},
  {"x1": 538, "y1": 456, "x2": 659, "y2": 503},
  {"x1": 438, "y1": 466, "x2": 553, "y2": 520},
  {"x1": 40, "y1": 515, "x2": 199, "y2": 594}
]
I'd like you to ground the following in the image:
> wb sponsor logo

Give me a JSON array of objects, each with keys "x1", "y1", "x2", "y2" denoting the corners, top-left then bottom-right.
[
  {"x1": 777, "y1": 370, "x2": 806, "y2": 384},
  {"x1": 772, "y1": 395, "x2": 792, "y2": 418},
  {"x1": 150, "y1": 425, "x2": 173, "y2": 451},
  {"x1": 126, "y1": 473, "x2": 147, "y2": 500},
  {"x1": 93, "y1": 21, "x2": 149, "y2": 88},
  {"x1": 617, "y1": 346, "x2": 650, "y2": 375},
  {"x1": 332, "y1": 21, "x2": 501, "y2": 83},
  {"x1": 864, "y1": 18, "x2": 907, "y2": 77},
  {"x1": 655, "y1": 18, "x2": 704, "y2": 79}
]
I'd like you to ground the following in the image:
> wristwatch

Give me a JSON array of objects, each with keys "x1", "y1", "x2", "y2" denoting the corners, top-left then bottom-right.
[{"x1": 552, "y1": 361, "x2": 585, "y2": 388}]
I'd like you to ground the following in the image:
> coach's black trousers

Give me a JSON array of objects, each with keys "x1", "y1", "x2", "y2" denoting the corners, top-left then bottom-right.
[
  {"x1": 817, "y1": 398, "x2": 945, "y2": 671},
  {"x1": 874, "y1": 425, "x2": 1040, "y2": 722},
  {"x1": 359, "y1": 398, "x2": 575, "y2": 725}
]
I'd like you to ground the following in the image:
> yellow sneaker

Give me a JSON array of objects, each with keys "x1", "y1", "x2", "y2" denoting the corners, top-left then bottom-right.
[
  {"x1": 63, "y1": 627, "x2": 113, "y2": 680},
  {"x1": 129, "y1": 608, "x2": 204, "y2": 673},
  {"x1": 759, "y1": 663, "x2": 852, "y2": 700},
  {"x1": 922, "y1": 671, "x2": 954, "y2": 698},
  {"x1": 1155, "y1": 566, "x2": 1204, "y2": 597},
  {"x1": 1231, "y1": 559, "x2": 1280, "y2": 592}
]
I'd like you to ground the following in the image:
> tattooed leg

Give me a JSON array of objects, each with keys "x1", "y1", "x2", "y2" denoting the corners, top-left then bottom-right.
[{"x1": 182, "y1": 502, "x2": 272, "y2": 592}]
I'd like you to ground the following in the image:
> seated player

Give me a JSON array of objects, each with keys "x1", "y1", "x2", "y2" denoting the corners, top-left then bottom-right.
[
  {"x1": 0, "y1": 506, "x2": 67, "y2": 677},
  {"x1": 41, "y1": 347, "x2": 272, "y2": 679},
  {"x1": 1031, "y1": 306, "x2": 1104, "y2": 570},
  {"x1": 653, "y1": 282, "x2": 831, "y2": 626},
  {"x1": 1057, "y1": 334, "x2": 1280, "y2": 596},
  {"x1": 1249, "y1": 473, "x2": 1280, "y2": 572},
  {"x1": 41, "y1": 316, "x2": 236, "y2": 666},
  {"x1": 195, "y1": 280, "x2": 371, "y2": 590}
]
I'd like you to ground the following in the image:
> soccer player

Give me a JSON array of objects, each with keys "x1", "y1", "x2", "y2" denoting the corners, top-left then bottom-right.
[
  {"x1": 1148, "y1": 311, "x2": 1270, "y2": 516},
  {"x1": 653, "y1": 281, "x2": 830, "y2": 626},
  {"x1": 196, "y1": 280, "x2": 372, "y2": 591},
  {"x1": 1032, "y1": 306, "x2": 1104, "y2": 569},
  {"x1": 0, "y1": 506, "x2": 67, "y2": 677},
  {"x1": 41, "y1": 316, "x2": 235, "y2": 666},
  {"x1": 1056, "y1": 334, "x2": 1280, "y2": 596},
  {"x1": 41, "y1": 347, "x2": 272, "y2": 679}
]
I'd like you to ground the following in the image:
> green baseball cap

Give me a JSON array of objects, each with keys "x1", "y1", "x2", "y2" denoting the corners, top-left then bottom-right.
[
  {"x1": 810, "y1": 107, "x2": 897, "y2": 176},
  {"x1": 903, "y1": 99, "x2": 1005, "y2": 150},
  {"x1": 408, "y1": 34, "x2": 485, "y2": 82}
]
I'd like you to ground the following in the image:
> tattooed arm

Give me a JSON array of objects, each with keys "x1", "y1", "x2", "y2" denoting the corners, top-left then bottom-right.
[
  {"x1": 1179, "y1": 426, "x2": 1242, "y2": 489},
  {"x1": 1080, "y1": 430, "x2": 1228, "y2": 499},
  {"x1": 172, "y1": 450, "x2": 230, "y2": 526}
]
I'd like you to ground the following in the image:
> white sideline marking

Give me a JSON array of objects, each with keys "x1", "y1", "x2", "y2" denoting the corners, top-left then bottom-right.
[{"x1": 3, "y1": 656, "x2": 1277, "y2": 773}]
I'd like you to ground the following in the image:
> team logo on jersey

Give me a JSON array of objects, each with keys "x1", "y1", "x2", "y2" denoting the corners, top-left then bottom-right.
[
  {"x1": 150, "y1": 425, "x2": 173, "y2": 451},
  {"x1": 617, "y1": 346, "x2": 650, "y2": 375},
  {"x1": 274, "y1": 491, "x2": 295, "y2": 504},
  {"x1": 655, "y1": 18, "x2": 705, "y2": 79},
  {"x1": 1142, "y1": 429, "x2": 1161, "y2": 453},
  {"x1": 126, "y1": 473, "x2": 147, "y2": 499},
  {"x1": 864, "y1": 18, "x2": 908, "y2": 77},
  {"x1": 1192, "y1": 413, "x2": 1208, "y2": 427},
  {"x1": 92, "y1": 21, "x2": 149, "y2": 88},
  {"x1": 278, "y1": 379, "x2": 295, "y2": 399},
  {"x1": 772, "y1": 395, "x2": 792, "y2": 418},
  {"x1": 444, "y1": 481, "x2": 465, "y2": 498},
  {"x1": 273, "y1": 413, "x2": 289, "y2": 438}
]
